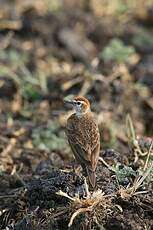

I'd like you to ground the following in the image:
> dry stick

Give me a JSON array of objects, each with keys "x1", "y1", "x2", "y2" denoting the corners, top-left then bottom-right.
[
  {"x1": 11, "y1": 165, "x2": 26, "y2": 187},
  {"x1": 126, "y1": 114, "x2": 136, "y2": 143},
  {"x1": 1, "y1": 138, "x2": 16, "y2": 157},
  {"x1": 134, "y1": 151, "x2": 139, "y2": 164},
  {"x1": 3, "y1": 209, "x2": 11, "y2": 227},
  {"x1": 99, "y1": 156, "x2": 116, "y2": 172},
  {"x1": 129, "y1": 161, "x2": 153, "y2": 195},
  {"x1": 62, "y1": 77, "x2": 83, "y2": 91},
  {"x1": 0, "y1": 128, "x2": 26, "y2": 157},
  {"x1": 122, "y1": 146, "x2": 153, "y2": 197},
  {"x1": 135, "y1": 85, "x2": 153, "y2": 110},
  {"x1": 68, "y1": 207, "x2": 92, "y2": 227},
  {"x1": 0, "y1": 129, "x2": 27, "y2": 187},
  {"x1": 51, "y1": 209, "x2": 69, "y2": 219},
  {"x1": 132, "y1": 140, "x2": 153, "y2": 194},
  {"x1": 79, "y1": 78, "x2": 92, "y2": 96},
  {"x1": 56, "y1": 188, "x2": 112, "y2": 228},
  {"x1": 68, "y1": 191, "x2": 111, "y2": 227},
  {"x1": 56, "y1": 190, "x2": 107, "y2": 227},
  {"x1": 79, "y1": 64, "x2": 125, "y2": 96},
  {"x1": 0, "y1": 31, "x2": 14, "y2": 50},
  {"x1": 126, "y1": 114, "x2": 139, "y2": 163},
  {"x1": 0, "y1": 194, "x2": 17, "y2": 198},
  {"x1": 56, "y1": 190, "x2": 76, "y2": 201},
  {"x1": 126, "y1": 114, "x2": 148, "y2": 160},
  {"x1": 0, "y1": 20, "x2": 22, "y2": 30},
  {"x1": 135, "y1": 144, "x2": 148, "y2": 157},
  {"x1": 143, "y1": 141, "x2": 153, "y2": 171}
]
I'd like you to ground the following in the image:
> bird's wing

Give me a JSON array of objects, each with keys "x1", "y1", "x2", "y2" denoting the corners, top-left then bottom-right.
[
  {"x1": 90, "y1": 122, "x2": 100, "y2": 170},
  {"x1": 66, "y1": 115, "x2": 100, "y2": 171},
  {"x1": 90, "y1": 140, "x2": 100, "y2": 171},
  {"x1": 67, "y1": 130, "x2": 91, "y2": 164}
]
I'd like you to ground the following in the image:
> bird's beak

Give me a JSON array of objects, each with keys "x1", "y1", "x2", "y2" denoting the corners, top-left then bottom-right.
[{"x1": 63, "y1": 99, "x2": 74, "y2": 105}]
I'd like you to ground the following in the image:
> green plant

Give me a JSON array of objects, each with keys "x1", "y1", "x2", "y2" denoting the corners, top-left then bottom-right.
[
  {"x1": 115, "y1": 163, "x2": 136, "y2": 184},
  {"x1": 44, "y1": 0, "x2": 62, "y2": 12},
  {"x1": 132, "y1": 29, "x2": 153, "y2": 48},
  {"x1": 0, "y1": 49, "x2": 48, "y2": 101},
  {"x1": 100, "y1": 38, "x2": 136, "y2": 64},
  {"x1": 0, "y1": 49, "x2": 28, "y2": 66},
  {"x1": 32, "y1": 121, "x2": 67, "y2": 151}
]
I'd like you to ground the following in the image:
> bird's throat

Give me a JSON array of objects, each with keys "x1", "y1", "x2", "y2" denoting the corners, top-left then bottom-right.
[{"x1": 75, "y1": 109, "x2": 90, "y2": 117}]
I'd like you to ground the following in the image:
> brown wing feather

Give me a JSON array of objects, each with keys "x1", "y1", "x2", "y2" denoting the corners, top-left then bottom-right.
[
  {"x1": 66, "y1": 112, "x2": 100, "y2": 173},
  {"x1": 67, "y1": 133, "x2": 91, "y2": 163},
  {"x1": 68, "y1": 140, "x2": 90, "y2": 167},
  {"x1": 91, "y1": 141, "x2": 100, "y2": 171}
]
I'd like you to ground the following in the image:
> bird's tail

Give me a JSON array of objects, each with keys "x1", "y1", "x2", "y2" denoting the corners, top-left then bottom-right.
[{"x1": 86, "y1": 167, "x2": 96, "y2": 188}]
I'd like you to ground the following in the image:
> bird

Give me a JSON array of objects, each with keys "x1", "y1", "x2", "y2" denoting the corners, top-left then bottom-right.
[{"x1": 64, "y1": 96, "x2": 100, "y2": 188}]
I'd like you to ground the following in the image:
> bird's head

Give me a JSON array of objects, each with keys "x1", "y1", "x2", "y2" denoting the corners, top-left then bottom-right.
[{"x1": 64, "y1": 96, "x2": 90, "y2": 115}]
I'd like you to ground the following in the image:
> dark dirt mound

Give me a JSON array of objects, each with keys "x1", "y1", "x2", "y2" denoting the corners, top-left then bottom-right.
[{"x1": 0, "y1": 1, "x2": 153, "y2": 229}]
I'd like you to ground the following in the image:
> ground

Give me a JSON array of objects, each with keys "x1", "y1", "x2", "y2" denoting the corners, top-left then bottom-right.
[{"x1": 0, "y1": 0, "x2": 153, "y2": 229}]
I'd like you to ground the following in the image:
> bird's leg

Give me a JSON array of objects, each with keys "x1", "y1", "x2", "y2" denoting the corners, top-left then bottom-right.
[
  {"x1": 71, "y1": 160, "x2": 82, "y2": 175},
  {"x1": 83, "y1": 177, "x2": 90, "y2": 198},
  {"x1": 71, "y1": 159, "x2": 76, "y2": 174},
  {"x1": 71, "y1": 160, "x2": 82, "y2": 183}
]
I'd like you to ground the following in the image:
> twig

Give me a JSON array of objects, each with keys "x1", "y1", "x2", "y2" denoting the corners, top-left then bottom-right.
[
  {"x1": 51, "y1": 209, "x2": 69, "y2": 219},
  {"x1": 11, "y1": 165, "x2": 26, "y2": 187},
  {"x1": 0, "y1": 31, "x2": 14, "y2": 50},
  {"x1": 132, "y1": 162, "x2": 153, "y2": 194},
  {"x1": 68, "y1": 207, "x2": 92, "y2": 227},
  {"x1": 0, "y1": 138, "x2": 16, "y2": 157},
  {"x1": 56, "y1": 189, "x2": 110, "y2": 228},
  {"x1": 0, "y1": 20, "x2": 22, "y2": 30},
  {"x1": 99, "y1": 157, "x2": 116, "y2": 172},
  {"x1": 143, "y1": 141, "x2": 153, "y2": 171},
  {"x1": 119, "y1": 162, "x2": 153, "y2": 198},
  {"x1": 126, "y1": 114, "x2": 136, "y2": 143},
  {"x1": 56, "y1": 190, "x2": 76, "y2": 202}
]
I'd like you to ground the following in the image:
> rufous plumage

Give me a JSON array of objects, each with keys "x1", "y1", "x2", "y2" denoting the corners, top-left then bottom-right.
[{"x1": 64, "y1": 96, "x2": 100, "y2": 188}]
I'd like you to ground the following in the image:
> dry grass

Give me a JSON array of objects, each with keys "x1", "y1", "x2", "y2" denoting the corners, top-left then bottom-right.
[
  {"x1": 56, "y1": 189, "x2": 112, "y2": 227},
  {"x1": 118, "y1": 161, "x2": 153, "y2": 198},
  {"x1": 99, "y1": 115, "x2": 153, "y2": 199}
]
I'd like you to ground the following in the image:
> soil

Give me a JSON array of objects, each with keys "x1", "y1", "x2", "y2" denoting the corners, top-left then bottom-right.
[{"x1": 0, "y1": 1, "x2": 153, "y2": 229}]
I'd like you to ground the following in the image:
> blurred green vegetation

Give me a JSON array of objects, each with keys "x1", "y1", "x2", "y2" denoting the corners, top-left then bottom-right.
[
  {"x1": 115, "y1": 163, "x2": 136, "y2": 184},
  {"x1": 0, "y1": 49, "x2": 48, "y2": 100},
  {"x1": 100, "y1": 38, "x2": 136, "y2": 64},
  {"x1": 32, "y1": 122, "x2": 67, "y2": 151},
  {"x1": 132, "y1": 29, "x2": 153, "y2": 48}
]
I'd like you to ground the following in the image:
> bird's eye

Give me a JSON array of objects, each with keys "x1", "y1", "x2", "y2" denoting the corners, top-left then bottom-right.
[{"x1": 76, "y1": 101, "x2": 81, "y2": 106}]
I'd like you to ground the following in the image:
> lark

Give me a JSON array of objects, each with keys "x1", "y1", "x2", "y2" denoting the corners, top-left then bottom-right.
[{"x1": 64, "y1": 96, "x2": 100, "y2": 188}]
